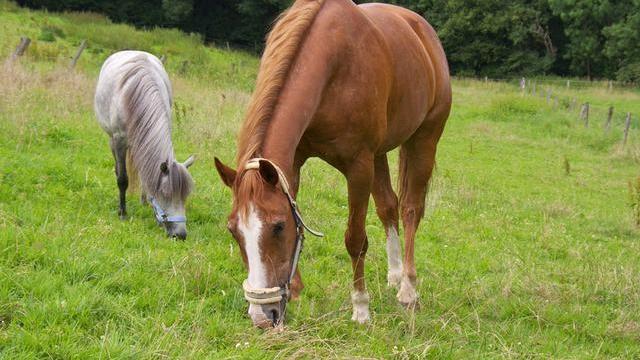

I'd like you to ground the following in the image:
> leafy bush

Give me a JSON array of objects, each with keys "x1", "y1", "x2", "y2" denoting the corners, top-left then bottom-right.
[
  {"x1": 38, "y1": 24, "x2": 65, "y2": 42},
  {"x1": 616, "y1": 63, "x2": 640, "y2": 84}
]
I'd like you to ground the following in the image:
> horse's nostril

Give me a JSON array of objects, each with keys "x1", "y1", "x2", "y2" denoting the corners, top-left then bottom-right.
[{"x1": 270, "y1": 309, "x2": 279, "y2": 325}]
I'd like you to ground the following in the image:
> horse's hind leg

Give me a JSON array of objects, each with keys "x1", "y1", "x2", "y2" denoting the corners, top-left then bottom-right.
[
  {"x1": 396, "y1": 126, "x2": 442, "y2": 309},
  {"x1": 110, "y1": 135, "x2": 128, "y2": 219},
  {"x1": 343, "y1": 152, "x2": 374, "y2": 323},
  {"x1": 372, "y1": 154, "x2": 402, "y2": 287}
]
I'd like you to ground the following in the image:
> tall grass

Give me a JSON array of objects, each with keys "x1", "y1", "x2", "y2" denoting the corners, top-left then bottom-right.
[{"x1": 1, "y1": 2, "x2": 640, "y2": 358}]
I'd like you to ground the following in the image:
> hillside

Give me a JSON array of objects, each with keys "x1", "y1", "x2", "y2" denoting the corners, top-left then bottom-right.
[{"x1": 1, "y1": 1, "x2": 640, "y2": 358}]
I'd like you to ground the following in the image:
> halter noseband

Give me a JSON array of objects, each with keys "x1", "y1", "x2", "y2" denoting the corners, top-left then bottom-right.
[
  {"x1": 241, "y1": 158, "x2": 323, "y2": 309},
  {"x1": 149, "y1": 196, "x2": 186, "y2": 224}
]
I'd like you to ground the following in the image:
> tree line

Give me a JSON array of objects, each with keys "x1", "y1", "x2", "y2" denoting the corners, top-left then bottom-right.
[{"x1": 17, "y1": 0, "x2": 640, "y2": 82}]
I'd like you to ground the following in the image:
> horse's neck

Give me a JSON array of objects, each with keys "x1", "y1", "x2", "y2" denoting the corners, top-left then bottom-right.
[{"x1": 260, "y1": 50, "x2": 333, "y2": 189}]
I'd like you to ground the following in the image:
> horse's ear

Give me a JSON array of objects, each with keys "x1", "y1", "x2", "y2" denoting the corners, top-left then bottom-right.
[
  {"x1": 214, "y1": 157, "x2": 236, "y2": 188},
  {"x1": 258, "y1": 160, "x2": 279, "y2": 187},
  {"x1": 183, "y1": 155, "x2": 196, "y2": 168},
  {"x1": 160, "y1": 161, "x2": 169, "y2": 175}
]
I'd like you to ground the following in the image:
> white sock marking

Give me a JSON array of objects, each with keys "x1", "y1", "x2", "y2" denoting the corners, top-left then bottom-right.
[
  {"x1": 351, "y1": 290, "x2": 370, "y2": 323},
  {"x1": 397, "y1": 276, "x2": 418, "y2": 305},
  {"x1": 386, "y1": 226, "x2": 403, "y2": 286}
]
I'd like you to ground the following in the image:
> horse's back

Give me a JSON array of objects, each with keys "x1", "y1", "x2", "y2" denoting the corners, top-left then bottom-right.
[
  {"x1": 94, "y1": 51, "x2": 171, "y2": 137},
  {"x1": 358, "y1": 3, "x2": 451, "y2": 149}
]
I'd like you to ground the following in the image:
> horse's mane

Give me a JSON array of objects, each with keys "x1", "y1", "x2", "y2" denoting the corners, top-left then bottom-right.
[
  {"x1": 236, "y1": 0, "x2": 326, "y2": 167},
  {"x1": 120, "y1": 54, "x2": 193, "y2": 201}
]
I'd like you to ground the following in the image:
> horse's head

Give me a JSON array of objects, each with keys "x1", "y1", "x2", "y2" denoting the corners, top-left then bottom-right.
[
  {"x1": 151, "y1": 155, "x2": 195, "y2": 239},
  {"x1": 215, "y1": 157, "x2": 307, "y2": 328}
]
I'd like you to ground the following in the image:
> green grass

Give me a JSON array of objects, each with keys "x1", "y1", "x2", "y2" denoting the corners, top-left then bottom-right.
[{"x1": 2, "y1": 2, "x2": 640, "y2": 358}]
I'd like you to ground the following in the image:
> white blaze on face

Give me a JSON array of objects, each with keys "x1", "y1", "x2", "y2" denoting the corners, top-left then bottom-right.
[{"x1": 237, "y1": 203, "x2": 267, "y2": 288}]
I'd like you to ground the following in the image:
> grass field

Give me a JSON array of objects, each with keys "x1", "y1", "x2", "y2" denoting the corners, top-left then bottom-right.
[{"x1": 2, "y1": 2, "x2": 640, "y2": 358}]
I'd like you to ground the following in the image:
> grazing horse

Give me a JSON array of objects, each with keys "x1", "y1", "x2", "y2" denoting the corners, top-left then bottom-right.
[
  {"x1": 95, "y1": 51, "x2": 195, "y2": 239},
  {"x1": 215, "y1": 0, "x2": 451, "y2": 328}
]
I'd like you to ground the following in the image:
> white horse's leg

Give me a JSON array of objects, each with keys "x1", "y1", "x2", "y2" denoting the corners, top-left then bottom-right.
[{"x1": 110, "y1": 135, "x2": 128, "y2": 219}]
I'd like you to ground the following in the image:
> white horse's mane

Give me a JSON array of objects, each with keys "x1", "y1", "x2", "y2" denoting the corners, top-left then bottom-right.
[{"x1": 120, "y1": 54, "x2": 192, "y2": 200}]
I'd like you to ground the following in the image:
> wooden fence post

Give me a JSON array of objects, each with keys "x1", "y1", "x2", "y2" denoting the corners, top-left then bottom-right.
[
  {"x1": 520, "y1": 77, "x2": 526, "y2": 95},
  {"x1": 580, "y1": 103, "x2": 590, "y2": 127},
  {"x1": 623, "y1": 112, "x2": 632, "y2": 146},
  {"x1": 69, "y1": 40, "x2": 87, "y2": 69},
  {"x1": 532, "y1": 82, "x2": 537, "y2": 96},
  {"x1": 546, "y1": 89, "x2": 552, "y2": 104},
  {"x1": 605, "y1": 106, "x2": 614, "y2": 132},
  {"x1": 10, "y1": 36, "x2": 31, "y2": 61},
  {"x1": 566, "y1": 80, "x2": 570, "y2": 88}
]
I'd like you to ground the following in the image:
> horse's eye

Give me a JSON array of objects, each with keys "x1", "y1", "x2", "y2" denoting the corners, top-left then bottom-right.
[{"x1": 273, "y1": 221, "x2": 285, "y2": 235}]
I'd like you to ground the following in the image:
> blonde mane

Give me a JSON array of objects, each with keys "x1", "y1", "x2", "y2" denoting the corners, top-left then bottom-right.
[{"x1": 236, "y1": 0, "x2": 325, "y2": 167}]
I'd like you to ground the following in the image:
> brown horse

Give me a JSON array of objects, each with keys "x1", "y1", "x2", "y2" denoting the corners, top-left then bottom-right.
[{"x1": 215, "y1": 0, "x2": 451, "y2": 328}]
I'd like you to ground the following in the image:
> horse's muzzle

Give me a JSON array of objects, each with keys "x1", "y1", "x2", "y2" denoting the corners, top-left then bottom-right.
[
  {"x1": 243, "y1": 280, "x2": 288, "y2": 328},
  {"x1": 249, "y1": 302, "x2": 283, "y2": 328},
  {"x1": 165, "y1": 222, "x2": 187, "y2": 240}
]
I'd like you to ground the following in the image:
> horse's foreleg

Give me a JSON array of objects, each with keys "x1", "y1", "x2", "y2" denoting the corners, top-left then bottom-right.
[
  {"x1": 110, "y1": 136, "x2": 128, "y2": 220},
  {"x1": 344, "y1": 153, "x2": 374, "y2": 323},
  {"x1": 372, "y1": 154, "x2": 402, "y2": 287}
]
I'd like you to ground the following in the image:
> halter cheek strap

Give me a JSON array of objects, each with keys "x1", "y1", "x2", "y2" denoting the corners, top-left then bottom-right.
[
  {"x1": 241, "y1": 158, "x2": 323, "y2": 307},
  {"x1": 149, "y1": 196, "x2": 187, "y2": 224}
]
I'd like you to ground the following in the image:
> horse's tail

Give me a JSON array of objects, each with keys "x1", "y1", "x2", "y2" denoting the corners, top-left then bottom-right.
[{"x1": 126, "y1": 149, "x2": 139, "y2": 193}]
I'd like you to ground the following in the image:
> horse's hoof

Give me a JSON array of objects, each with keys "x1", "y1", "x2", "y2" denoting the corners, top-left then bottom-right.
[
  {"x1": 351, "y1": 308, "x2": 370, "y2": 324},
  {"x1": 351, "y1": 291, "x2": 370, "y2": 324},
  {"x1": 397, "y1": 278, "x2": 419, "y2": 310}
]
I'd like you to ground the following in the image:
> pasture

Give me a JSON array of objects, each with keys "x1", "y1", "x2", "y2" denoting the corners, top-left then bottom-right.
[{"x1": 1, "y1": 1, "x2": 640, "y2": 358}]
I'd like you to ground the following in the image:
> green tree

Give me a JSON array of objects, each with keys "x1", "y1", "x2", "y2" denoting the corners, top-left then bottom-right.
[
  {"x1": 387, "y1": 0, "x2": 556, "y2": 77},
  {"x1": 603, "y1": 0, "x2": 640, "y2": 81},
  {"x1": 548, "y1": 0, "x2": 616, "y2": 79},
  {"x1": 162, "y1": 0, "x2": 192, "y2": 26}
]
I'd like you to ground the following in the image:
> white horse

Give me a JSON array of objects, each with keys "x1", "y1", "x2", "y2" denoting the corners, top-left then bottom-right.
[{"x1": 94, "y1": 50, "x2": 195, "y2": 239}]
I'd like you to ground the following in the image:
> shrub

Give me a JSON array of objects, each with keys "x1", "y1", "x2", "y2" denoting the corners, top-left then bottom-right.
[
  {"x1": 38, "y1": 24, "x2": 65, "y2": 42},
  {"x1": 616, "y1": 63, "x2": 640, "y2": 84}
]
